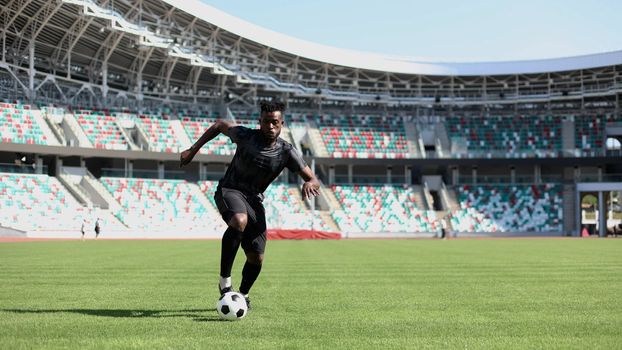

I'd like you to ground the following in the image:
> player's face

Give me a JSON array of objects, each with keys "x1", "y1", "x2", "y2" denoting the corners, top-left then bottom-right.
[{"x1": 259, "y1": 111, "x2": 284, "y2": 141}]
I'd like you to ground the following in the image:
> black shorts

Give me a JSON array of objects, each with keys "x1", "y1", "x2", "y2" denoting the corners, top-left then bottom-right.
[{"x1": 214, "y1": 186, "x2": 267, "y2": 254}]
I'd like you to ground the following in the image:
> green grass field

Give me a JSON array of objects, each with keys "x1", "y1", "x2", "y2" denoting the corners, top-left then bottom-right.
[{"x1": 1, "y1": 239, "x2": 620, "y2": 349}]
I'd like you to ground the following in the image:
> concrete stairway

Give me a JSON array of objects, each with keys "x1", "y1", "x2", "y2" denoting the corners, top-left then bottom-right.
[
  {"x1": 58, "y1": 169, "x2": 93, "y2": 207},
  {"x1": 81, "y1": 171, "x2": 123, "y2": 213},
  {"x1": 318, "y1": 184, "x2": 342, "y2": 212},
  {"x1": 411, "y1": 185, "x2": 428, "y2": 210},
  {"x1": 31, "y1": 109, "x2": 61, "y2": 146},
  {"x1": 562, "y1": 118, "x2": 576, "y2": 156},
  {"x1": 307, "y1": 121, "x2": 329, "y2": 157},
  {"x1": 170, "y1": 119, "x2": 193, "y2": 150},
  {"x1": 404, "y1": 122, "x2": 421, "y2": 157},
  {"x1": 435, "y1": 123, "x2": 451, "y2": 157},
  {"x1": 115, "y1": 119, "x2": 140, "y2": 150},
  {"x1": 63, "y1": 113, "x2": 93, "y2": 147},
  {"x1": 319, "y1": 211, "x2": 340, "y2": 232}
]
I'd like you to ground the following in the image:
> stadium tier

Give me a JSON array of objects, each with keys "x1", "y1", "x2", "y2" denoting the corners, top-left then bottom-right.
[
  {"x1": 74, "y1": 110, "x2": 129, "y2": 150},
  {"x1": 135, "y1": 115, "x2": 183, "y2": 153},
  {"x1": 451, "y1": 184, "x2": 563, "y2": 232},
  {"x1": 292, "y1": 114, "x2": 410, "y2": 159},
  {"x1": 447, "y1": 115, "x2": 562, "y2": 157},
  {"x1": 100, "y1": 177, "x2": 219, "y2": 231},
  {"x1": 331, "y1": 184, "x2": 439, "y2": 233},
  {"x1": 0, "y1": 173, "x2": 112, "y2": 231},
  {"x1": 0, "y1": 103, "x2": 49, "y2": 145}
]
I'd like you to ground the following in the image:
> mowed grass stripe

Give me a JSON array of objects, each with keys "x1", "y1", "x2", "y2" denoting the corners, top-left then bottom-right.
[{"x1": 0, "y1": 239, "x2": 620, "y2": 349}]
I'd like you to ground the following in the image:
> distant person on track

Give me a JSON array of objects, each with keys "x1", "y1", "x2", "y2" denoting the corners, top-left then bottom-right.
[
  {"x1": 179, "y1": 100, "x2": 320, "y2": 310},
  {"x1": 94, "y1": 218, "x2": 101, "y2": 239},
  {"x1": 81, "y1": 218, "x2": 87, "y2": 241}
]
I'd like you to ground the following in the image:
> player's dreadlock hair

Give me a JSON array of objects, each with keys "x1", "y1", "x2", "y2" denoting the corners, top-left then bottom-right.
[{"x1": 260, "y1": 100, "x2": 286, "y2": 115}]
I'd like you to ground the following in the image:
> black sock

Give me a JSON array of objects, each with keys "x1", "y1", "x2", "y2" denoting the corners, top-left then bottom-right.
[
  {"x1": 239, "y1": 262, "x2": 262, "y2": 295},
  {"x1": 220, "y1": 227, "x2": 242, "y2": 278}
]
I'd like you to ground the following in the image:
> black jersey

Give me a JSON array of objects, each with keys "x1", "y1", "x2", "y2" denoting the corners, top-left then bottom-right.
[{"x1": 218, "y1": 126, "x2": 307, "y2": 195}]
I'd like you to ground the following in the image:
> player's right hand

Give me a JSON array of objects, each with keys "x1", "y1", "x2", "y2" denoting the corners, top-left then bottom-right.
[{"x1": 179, "y1": 149, "x2": 194, "y2": 167}]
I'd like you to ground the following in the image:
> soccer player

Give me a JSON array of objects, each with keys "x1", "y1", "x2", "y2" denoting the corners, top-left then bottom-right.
[{"x1": 179, "y1": 100, "x2": 320, "y2": 309}]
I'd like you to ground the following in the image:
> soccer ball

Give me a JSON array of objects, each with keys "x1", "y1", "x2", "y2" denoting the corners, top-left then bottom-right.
[{"x1": 216, "y1": 292, "x2": 248, "y2": 320}]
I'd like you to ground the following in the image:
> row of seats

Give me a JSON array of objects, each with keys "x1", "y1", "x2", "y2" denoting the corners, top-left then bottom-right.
[
  {"x1": 308, "y1": 114, "x2": 412, "y2": 159},
  {"x1": 100, "y1": 177, "x2": 212, "y2": 231},
  {"x1": 4, "y1": 103, "x2": 619, "y2": 159},
  {"x1": 74, "y1": 111, "x2": 129, "y2": 150},
  {"x1": 451, "y1": 184, "x2": 563, "y2": 232},
  {"x1": 0, "y1": 103, "x2": 49, "y2": 145},
  {"x1": 330, "y1": 184, "x2": 440, "y2": 233},
  {"x1": 446, "y1": 115, "x2": 562, "y2": 157},
  {"x1": 0, "y1": 171, "x2": 566, "y2": 234},
  {"x1": 0, "y1": 173, "x2": 123, "y2": 231}
]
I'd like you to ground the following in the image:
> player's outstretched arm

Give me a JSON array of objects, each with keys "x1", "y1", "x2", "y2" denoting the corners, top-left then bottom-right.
[
  {"x1": 180, "y1": 119, "x2": 235, "y2": 167},
  {"x1": 298, "y1": 166, "x2": 321, "y2": 201}
]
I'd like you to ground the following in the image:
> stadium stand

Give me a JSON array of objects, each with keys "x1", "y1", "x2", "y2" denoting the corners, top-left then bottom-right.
[
  {"x1": 0, "y1": 103, "x2": 49, "y2": 145},
  {"x1": 0, "y1": 172, "x2": 120, "y2": 231},
  {"x1": 74, "y1": 110, "x2": 129, "y2": 150},
  {"x1": 330, "y1": 184, "x2": 440, "y2": 233},
  {"x1": 451, "y1": 184, "x2": 563, "y2": 232},
  {"x1": 289, "y1": 114, "x2": 410, "y2": 159},
  {"x1": 135, "y1": 114, "x2": 183, "y2": 153},
  {"x1": 446, "y1": 115, "x2": 562, "y2": 157},
  {"x1": 100, "y1": 177, "x2": 220, "y2": 231}
]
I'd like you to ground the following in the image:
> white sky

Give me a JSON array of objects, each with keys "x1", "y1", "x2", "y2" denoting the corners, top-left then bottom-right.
[{"x1": 201, "y1": 0, "x2": 622, "y2": 62}]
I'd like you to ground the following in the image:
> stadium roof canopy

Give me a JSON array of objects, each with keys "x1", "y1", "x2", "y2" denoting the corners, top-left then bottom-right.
[
  {"x1": 166, "y1": 0, "x2": 622, "y2": 76},
  {"x1": 2, "y1": 0, "x2": 621, "y2": 108}
]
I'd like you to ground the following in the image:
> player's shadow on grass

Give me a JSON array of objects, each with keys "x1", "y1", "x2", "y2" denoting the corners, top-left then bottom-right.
[{"x1": 2, "y1": 308, "x2": 225, "y2": 322}]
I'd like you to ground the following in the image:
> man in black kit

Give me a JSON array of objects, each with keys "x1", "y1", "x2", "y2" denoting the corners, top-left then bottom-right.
[{"x1": 180, "y1": 100, "x2": 320, "y2": 309}]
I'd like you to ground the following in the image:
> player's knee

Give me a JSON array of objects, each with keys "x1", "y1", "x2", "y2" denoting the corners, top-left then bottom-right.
[
  {"x1": 246, "y1": 252, "x2": 263, "y2": 265},
  {"x1": 228, "y1": 213, "x2": 248, "y2": 232}
]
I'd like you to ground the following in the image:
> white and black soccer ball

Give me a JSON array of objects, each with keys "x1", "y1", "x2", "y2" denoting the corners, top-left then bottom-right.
[{"x1": 216, "y1": 292, "x2": 248, "y2": 321}]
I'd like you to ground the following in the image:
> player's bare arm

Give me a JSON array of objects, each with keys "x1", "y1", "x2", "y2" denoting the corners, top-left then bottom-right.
[
  {"x1": 298, "y1": 166, "x2": 320, "y2": 200},
  {"x1": 180, "y1": 119, "x2": 236, "y2": 167}
]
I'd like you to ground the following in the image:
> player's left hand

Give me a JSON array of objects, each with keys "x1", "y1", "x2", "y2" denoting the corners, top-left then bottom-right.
[
  {"x1": 179, "y1": 148, "x2": 194, "y2": 168},
  {"x1": 302, "y1": 182, "x2": 320, "y2": 201}
]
